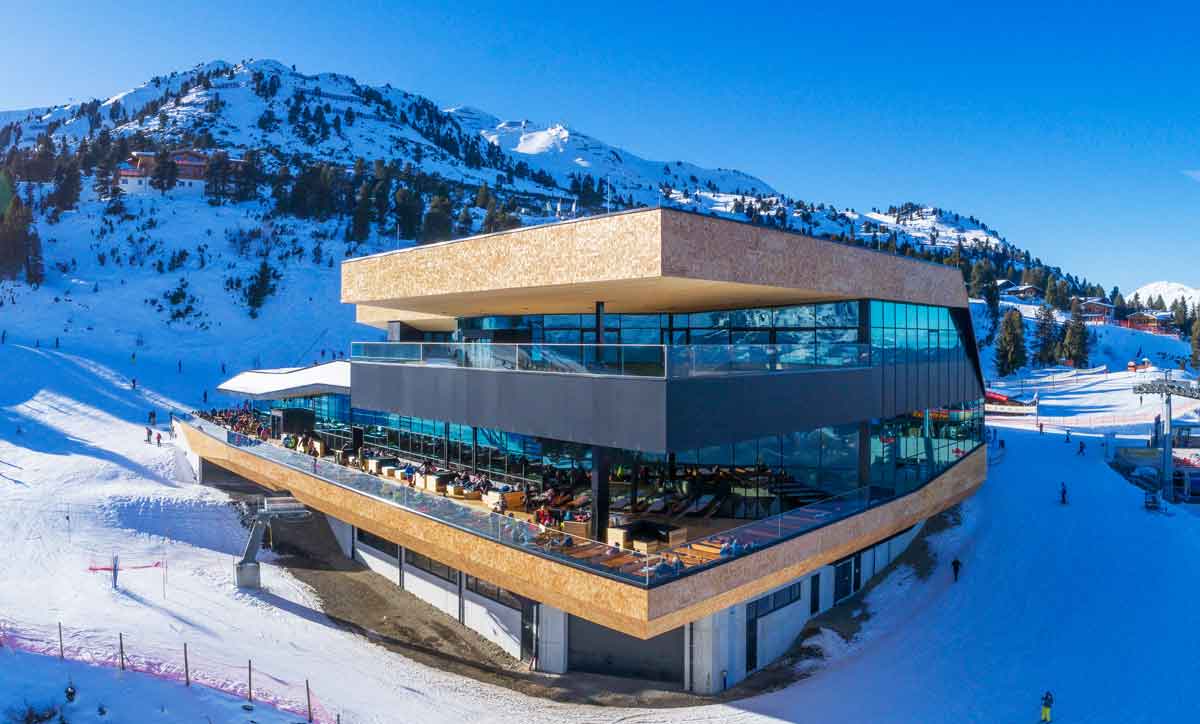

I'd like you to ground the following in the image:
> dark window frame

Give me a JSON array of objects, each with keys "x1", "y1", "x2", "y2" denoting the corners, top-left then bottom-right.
[{"x1": 404, "y1": 549, "x2": 459, "y2": 585}]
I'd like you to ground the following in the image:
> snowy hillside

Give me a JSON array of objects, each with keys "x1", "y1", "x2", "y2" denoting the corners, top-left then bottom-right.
[
  {"x1": 2, "y1": 180, "x2": 376, "y2": 369},
  {"x1": 1134, "y1": 280, "x2": 1200, "y2": 309},
  {"x1": 0, "y1": 58, "x2": 775, "y2": 211},
  {"x1": 971, "y1": 297, "x2": 1192, "y2": 381},
  {"x1": 0, "y1": 58, "x2": 1017, "y2": 250}
]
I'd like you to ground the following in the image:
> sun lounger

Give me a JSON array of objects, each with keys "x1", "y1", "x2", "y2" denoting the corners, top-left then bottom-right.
[{"x1": 683, "y1": 494, "x2": 715, "y2": 516}]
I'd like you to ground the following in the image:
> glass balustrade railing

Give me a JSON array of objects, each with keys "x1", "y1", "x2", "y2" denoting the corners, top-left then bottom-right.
[
  {"x1": 350, "y1": 342, "x2": 871, "y2": 378},
  {"x1": 179, "y1": 414, "x2": 962, "y2": 588}
]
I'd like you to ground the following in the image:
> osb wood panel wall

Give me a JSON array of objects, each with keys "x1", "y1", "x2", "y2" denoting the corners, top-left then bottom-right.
[
  {"x1": 182, "y1": 423, "x2": 984, "y2": 639},
  {"x1": 180, "y1": 424, "x2": 654, "y2": 635},
  {"x1": 659, "y1": 210, "x2": 969, "y2": 309},
  {"x1": 642, "y1": 446, "x2": 986, "y2": 635},
  {"x1": 341, "y1": 210, "x2": 663, "y2": 304}
]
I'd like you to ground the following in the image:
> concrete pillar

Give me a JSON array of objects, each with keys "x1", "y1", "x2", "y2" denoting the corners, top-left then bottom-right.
[
  {"x1": 536, "y1": 604, "x2": 568, "y2": 674},
  {"x1": 688, "y1": 607, "x2": 744, "y2": 694},
  {"x1": 325, "y1": 515, "x2": 354, "y2": 558},
  {"x1": 1163, "y1": 393, "x2": 1175, "y2": 501}
]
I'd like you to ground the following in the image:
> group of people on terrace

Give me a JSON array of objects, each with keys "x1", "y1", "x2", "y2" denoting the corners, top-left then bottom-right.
[
  {"x1": 197, "y1": 407, "x2": 268, "y2": 440},
  {"x1": 191, "y1": 408, "x2": 832, "y2": 583}
]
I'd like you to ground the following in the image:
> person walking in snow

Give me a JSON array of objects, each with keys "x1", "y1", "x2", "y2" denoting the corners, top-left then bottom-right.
[
  {"x1": 951, "y1": 558, "x2": 962, "y2": 582},
  {"x1": 1060, "y1": 482, "x2": 1068, "y2": 505},
  {"x1": 155, "y1": 432, "x2": 162, "y2": 447},
  {"x1": 145, "y1": 427, "x2": 152, "y2": 444},
  {"x1": 1064, "y1": 429, "x2": 1071, "y2": 444},
  {"x1": 1041, "y1": 690, "x2": 1054, "y2": 722},
  {"x1": 202, "y1": 389, "x2": 208, "y2": 404},
  {"x1": 1077, "y1": 440, "x2": 1086, "y2": 456},
  {"x1": 131, "y1": 378, "x2": 137, "y2": 390}
]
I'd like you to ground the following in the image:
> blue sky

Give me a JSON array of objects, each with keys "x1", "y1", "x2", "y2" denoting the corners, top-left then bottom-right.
[{"x1": 3, "y1": 0, "x2": 1196, "y2": 293}]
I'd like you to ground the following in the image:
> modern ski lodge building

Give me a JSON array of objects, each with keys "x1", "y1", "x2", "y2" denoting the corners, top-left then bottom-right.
[{"x1": 177, "y1": 207, "x2": 987, "y2": 693}]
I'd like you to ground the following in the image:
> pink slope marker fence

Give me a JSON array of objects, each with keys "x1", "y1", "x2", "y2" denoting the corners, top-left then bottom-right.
[{"x1": 0, "y1": 617, "x2": 337, "y2": 723}]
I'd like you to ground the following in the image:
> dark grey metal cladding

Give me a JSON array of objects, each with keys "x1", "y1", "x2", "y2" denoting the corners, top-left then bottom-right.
[
  {"x1": 351, "y1": 360, "x2": 983, "y2": 452},
  {"x1": 351, "y1": 362, "x2": 669, "y2": 451}
]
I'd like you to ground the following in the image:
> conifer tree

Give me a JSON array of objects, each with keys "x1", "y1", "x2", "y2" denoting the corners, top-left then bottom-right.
[
  {"x1": 392, "y1": 187, "x2": 422, "y2": 240},
  {"x1": 149, "y1": 149, "x2": 178, "y2": 195},
  {"x1": 456, "y1": 206, "x2": 473, "y2": 237},
  {"x1": 474, "y1": 182, "x2": 491, "y2": 209},
  {"x1": 204, "y1": 151, "x2": 232, "y2": 202},
  {"x1": 0, "y1": 190, "x2": 31, "y2": 279},
  {"x1": 993, "y1": 309, "x2": 1027, "y2": 377},
  {"x1": 244, "y1": 259, "x2": 277, "y2": 318},
  {"x1": 1193, "y1": 317, "x2": 1200, "y2": 368},
  {"x1": 1061, "y1": 299, "x2": 1090, "y2": 368},
  {"x1": 50, "y1": 159, "x2": 82, "y2": 213},
  {"x1": 348, "y1": 182, "x2": 372, "y2": 242},
  {"x1": 1033, "y1": 304, "x2": 1058, "y2": 366},
  {"x1": 233, "y1": 150, "x2": 261, "y2": 202},
  {"x1": 420, "y1": 194, "x2": 453, "y2": 243}
]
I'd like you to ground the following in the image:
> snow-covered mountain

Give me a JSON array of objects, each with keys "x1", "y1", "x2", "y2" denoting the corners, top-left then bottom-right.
[
  {"x1": 0, "y1": 58, "x2": 1011, "y2": 252},
  {"x1": 1134, "y1": 281, "x2": 1200, "y2": 309},
  {"x1": 0, "y1": 58, "x2": 1051, "y2": 359}
]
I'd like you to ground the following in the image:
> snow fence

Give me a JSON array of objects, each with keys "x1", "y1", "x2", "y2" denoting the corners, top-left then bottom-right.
[{"x1": 0, "y1": 617, "x2": 337, "y2": 723}]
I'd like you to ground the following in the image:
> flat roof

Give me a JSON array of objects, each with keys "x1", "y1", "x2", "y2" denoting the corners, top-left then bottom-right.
[
  {"x1": 342, "y1": 207, "x2": 969, "y2": 331},
  {"x1": 217, "y1": 360, "x2": 350, "y2": 400}
]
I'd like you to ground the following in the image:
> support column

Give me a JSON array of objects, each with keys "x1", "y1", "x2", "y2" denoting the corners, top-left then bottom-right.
[
  {"x1": 471, "y1": 427, "x2": 479, "y2": 473},
  {"x1": 858, "y1": 421, "x2": 871, "y2": 491},
  {"x1": 1163, "y1": 392, "x2": 1175, "y2": 501},
  {"x1": 535, "y1": 604, "x2": 569, "y2": 674},
  {"x1": 590, "y1": 446, "x2": 611, "y2": 542}
]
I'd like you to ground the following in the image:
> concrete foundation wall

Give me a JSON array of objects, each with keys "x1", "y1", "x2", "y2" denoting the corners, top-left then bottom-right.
[
  {"x1": 463, "y1": 590, "x2": 522, "y2": 660},
  {"x1": 172, "y1": 420, "x2": 203, "y2": 483},
  {"x1": 357, "y1": 542, "x2": 401, "y2": 585},
  {"x1": 567, "y1": 616, "x2": 684, "y2": 682},
  {"x1": 536, "y1": 604, "x2": 568, "y2": 674},
  {"x1": 326, "y1": 516, "x2": 354, "y2": 559},
  {"x1": 402, "y1": 564, "x2": 460, "y2": 619},
  {"x1": 694, "y1": 517, "x2": 927, "y2": 692}
]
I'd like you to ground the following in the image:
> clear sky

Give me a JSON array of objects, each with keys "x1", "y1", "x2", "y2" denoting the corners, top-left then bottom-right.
[{"x1": 3, "y1": 0, "x2": 1196, "y2": 294}]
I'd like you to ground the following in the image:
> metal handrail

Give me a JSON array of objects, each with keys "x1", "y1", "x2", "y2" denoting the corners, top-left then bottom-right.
[{"x1": 350, "y1": 341, "x2": 872, "y2": 379}]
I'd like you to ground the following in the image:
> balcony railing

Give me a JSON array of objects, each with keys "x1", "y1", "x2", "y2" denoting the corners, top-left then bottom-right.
[
  {"x1": 350, "y1": 342, "x2": 871, "y2": 379},
  {"x1": 183, "y1": 414, "x2": 965, "y2": 589}
]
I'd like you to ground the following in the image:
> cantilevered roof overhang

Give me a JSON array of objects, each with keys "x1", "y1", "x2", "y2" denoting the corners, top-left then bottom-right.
[
  {"x1": 341, "y1": 207, "x2": 970, "y2": 331},
  {"x1": 216, "y1": 360, "x2": 351, "y2": 400}
]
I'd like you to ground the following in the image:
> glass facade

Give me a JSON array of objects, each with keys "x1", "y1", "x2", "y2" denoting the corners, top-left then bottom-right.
[
  {"x1": 280, "y1": 400, "x2": 982, "y2": 522},
  {"x1": 457, "y1": 301, "x2": 862, "y2": 351},
  {"x1": 272, "y1": 298, "x2": 984, "y2": 525}
]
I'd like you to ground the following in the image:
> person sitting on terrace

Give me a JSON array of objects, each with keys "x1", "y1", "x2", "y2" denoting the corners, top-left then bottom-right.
[{"x1": 535, "y1": 503, "x2": 553, "y2": 527}]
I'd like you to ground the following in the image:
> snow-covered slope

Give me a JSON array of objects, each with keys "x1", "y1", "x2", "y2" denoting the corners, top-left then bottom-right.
[
  {"x1": 1134, "y1": 280, "x2": 1200, "y2": 309},
  {"x1": 971, "y1": 298, "x2": 1192, "y2": 380},
  {"x1": 1, "y1": 58, "x2": 1017, "y2": 250},
  {"x1": 5, "y1": 325, "x2": 1200, "y2": 722}
]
